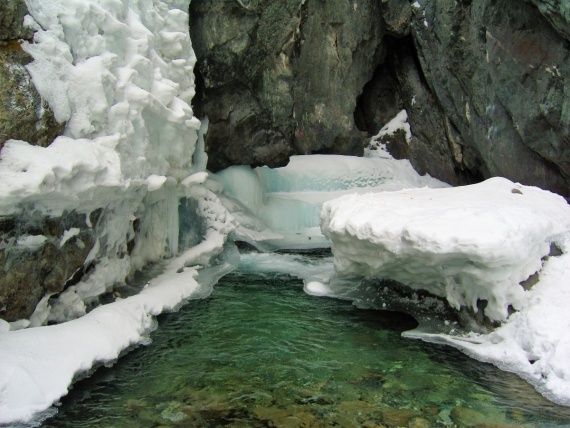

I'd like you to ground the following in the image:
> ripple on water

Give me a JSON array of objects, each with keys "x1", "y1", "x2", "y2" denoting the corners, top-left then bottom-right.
[{"x1": 42, "y1": 261, "x2": 570, "y2": 428}]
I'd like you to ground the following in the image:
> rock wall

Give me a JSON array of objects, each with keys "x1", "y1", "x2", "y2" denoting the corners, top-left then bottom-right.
[
  {"x1": 0, "y1": 212, "x2": 96, "y2": 322},
  {"x1": 0, "y1": 0, "x2": 63, "y2": 150},
  {"x1": 409, "y1": 0, "x2": 569, "y2": 196},
  {"x1": 189, "y1": 0, "x2": 387, "y2": 171},
  {"x1": 190, "y1": 0, "x2": 570, "y2": 196}
]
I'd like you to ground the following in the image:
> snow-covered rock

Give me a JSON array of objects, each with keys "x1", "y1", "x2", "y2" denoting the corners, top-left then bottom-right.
[{"x1": 321, "y1": 177, "x2": 570, "y2": 322}]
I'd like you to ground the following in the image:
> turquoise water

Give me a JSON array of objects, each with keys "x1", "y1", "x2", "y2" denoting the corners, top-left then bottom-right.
[{"x1": 41, "y1": 254, "x2": 570, "y2": 427}]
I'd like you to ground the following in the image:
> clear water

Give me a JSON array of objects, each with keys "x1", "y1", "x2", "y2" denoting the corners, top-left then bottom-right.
[{"x1": 42, "y1": 254, "x2": 570, "y2": 428}]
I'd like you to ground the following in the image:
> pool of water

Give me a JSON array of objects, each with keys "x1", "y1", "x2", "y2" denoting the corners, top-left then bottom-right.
[{"x1": 42, "y1": 253, "x2": 570, "y2": 427}]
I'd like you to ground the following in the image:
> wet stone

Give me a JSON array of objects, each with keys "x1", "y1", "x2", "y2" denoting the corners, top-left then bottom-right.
[
  {"x1": 408, "y1": 416, "x2": 431, "y2": 428},
  {"x1": 381, "y1": 407, "x2": 420, "y2": 427}
]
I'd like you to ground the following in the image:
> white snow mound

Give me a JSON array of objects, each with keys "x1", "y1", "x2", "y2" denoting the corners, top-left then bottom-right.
[{"x1": 321, "y1": 177, "x2": 570, "y2": 322}]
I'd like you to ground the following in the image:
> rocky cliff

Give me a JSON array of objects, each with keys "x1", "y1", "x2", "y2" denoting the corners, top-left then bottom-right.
[{"x1": 190, "y1": 0, "x2": 570, "y2": 195}]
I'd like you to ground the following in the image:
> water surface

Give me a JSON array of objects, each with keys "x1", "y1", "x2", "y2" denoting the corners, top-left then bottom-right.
[{"x1": 43, "y1": 254, "x2": 570, "y2": 427}]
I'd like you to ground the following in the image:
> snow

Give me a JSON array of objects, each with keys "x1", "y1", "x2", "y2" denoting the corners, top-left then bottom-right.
[
  {"x1": 366, "y1": 109, "x2": 412, "y2": 151},
  {"x1": 146, "y1": 174, "x2": 168, "y2": 192},
  {"x1": 305, "y1": 281, "x2": 332, "y2": 296},
  {"x1": 321, "y1": 177, "x2": 570, "y2": 404},
  {"x1": 406, "y1": 233, "x2": 570, "y2": 406},
  {"x1": 321, "y1": 177, "x2": 570, "y2": 322},
  {"x1": 59, "y1": 228, "x2": 80, "y2": 248},
  {"x1": 15, "y1": 234, "x2": 47, "y2": 250},
  {"x1": 0, "y1": 137, "x2": 122, "y2": 215}
]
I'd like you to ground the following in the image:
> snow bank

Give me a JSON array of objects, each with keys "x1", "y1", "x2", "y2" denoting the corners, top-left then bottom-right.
[
  {"x1": 216, "y1": 154, "x2": 446, "y2": 250},
  {"x1": 321, "y1": 177, "x2": 570, "y2": 322},
  {"x1": 0, "y1": 251, "x2": 201, "y2": 424}
]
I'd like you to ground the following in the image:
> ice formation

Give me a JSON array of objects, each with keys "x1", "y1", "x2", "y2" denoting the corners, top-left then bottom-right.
[
  {"x1": 216, "y1": 154, "x2": 446, "y2": 250},
  {"x1": 321, "y1": 177, "x2": 570, "y2": 404},
  {"x1": 0, "y1": 0, "x2": 216, "y2": 320}
]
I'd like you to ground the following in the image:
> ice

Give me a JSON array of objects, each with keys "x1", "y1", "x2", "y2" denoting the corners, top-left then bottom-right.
[
  {"x1": 216, "y1": 154, "x2": 446, "y2": 250},
  {"x1": 321, "y1": 177, "x2": 570, "y2": 404}
]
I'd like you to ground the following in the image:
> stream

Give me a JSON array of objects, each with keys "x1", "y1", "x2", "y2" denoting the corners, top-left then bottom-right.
[{"x1": 41, "y1": 252, "x2": 570, "y2": 427}]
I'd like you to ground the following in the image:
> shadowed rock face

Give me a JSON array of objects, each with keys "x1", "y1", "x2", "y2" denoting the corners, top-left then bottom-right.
[
  {"x1": 189, "y1": 0, "x2": 388, "y2": 171},
  {"x1": 190, "y1": 0, "x2": 570, "y2": 196},
  {"x1": 0, "y1": 212, "x2": 96, "y2": 322},
  {"x1": 409, "y1": 0, "x2": 569, "y2": 196}
]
